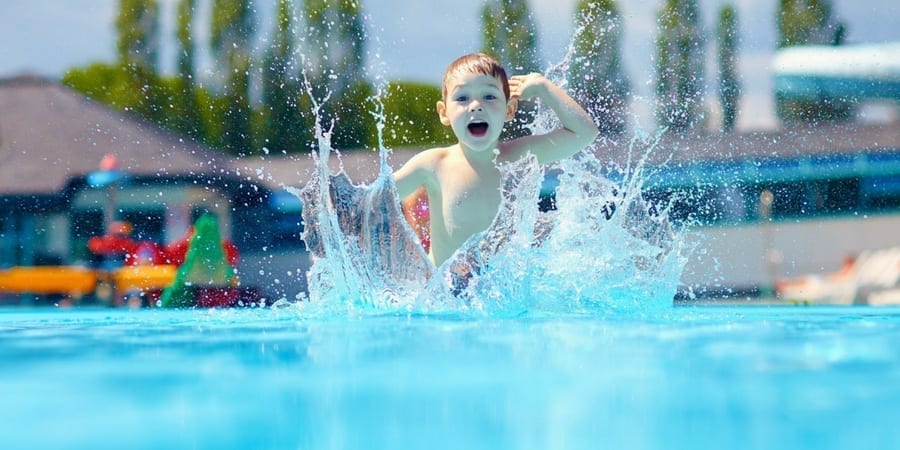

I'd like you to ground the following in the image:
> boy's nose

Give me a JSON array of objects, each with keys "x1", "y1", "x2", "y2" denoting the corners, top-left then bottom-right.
[{"x1": 469, "y1": 101, "x2": 483, "y2": 111}]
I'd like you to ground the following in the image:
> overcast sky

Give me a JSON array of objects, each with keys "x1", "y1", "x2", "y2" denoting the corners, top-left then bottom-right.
[{"x1": 2, "y1": 0, "x2": 898, "y2": 131}]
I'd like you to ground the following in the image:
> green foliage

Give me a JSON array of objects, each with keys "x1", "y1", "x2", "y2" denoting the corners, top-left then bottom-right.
[
  {"x1": 481, "y1": 0, "x2": 540, "y2": 73},
  {"x1": 776, "y1": 0, "x2": 853, "y2": 124},
  {"x1": 62, "y1": 63, "x2": 130, "y2": 106},
  {"x1": 62, "y1": 63, "x2": 222, "y2": 147},
  {"x1": 717, "y1": 5, "x2": 740, "y2": 132},
  {"x1": 116, "y1": 0, "x2": 159, "y2": 71},
  {"x1": 195, "y1": 89, "x2": 230, "y2": 150},
  {"x1": 481, "y1": 0, "x2": 541, "y2": 139},
  {"x1": 261, "y1": 0, "x2": 307, "y2": 154},
  {"x1": 302, "y1": 0, "x2": 366, "y2": 97},
  {"x1": 220, "y1": 54, "x2": 254, "y2": 156},
  {"x1": 330, "y1": 81, "x2": 377, "y2": 149},
  {"x1": 654, "y1": 0, "x2": 705, "y2": 133},
  {"x1": 173, "y1": 0, "x2": 204, "y2": 140},
  {"x1": 62, "y1": 62, "x2": 161, "y2": 121},
  {"x1": 297, "y1": 0, "x2": 371, "y2": 151},
  {"x1": 381, "y1": 82, "x2": 454, "y2": 148},
  {"x1": 570, "y1": 0, "x2": 630, "y2": 135},
  {"x1": 776, "y1": 0, "x2": 841, "y2": 48},
  {"x1": 210, "y1": 0, "x2": 254, "y2": 54},
  {"x1": 64, "y1": 0, "x2": 458, "y2": 157},
  {"x1": 113, "y1": 0, "x2": 167, "y2": 125},
  {"x1": 776, "y1": 96, "x2": 855, "y2": 124},
  {"x1": 210, "y1": 0, "x2": 255, "y2": 155}
]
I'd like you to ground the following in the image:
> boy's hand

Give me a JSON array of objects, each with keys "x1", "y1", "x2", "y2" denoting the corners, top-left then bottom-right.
[
  {"x1": 501, "y1": 71, "x2": 599, "y2": 165},
  {"x1": 508, "y1": 73, "x2": 550, "y2": 101}
]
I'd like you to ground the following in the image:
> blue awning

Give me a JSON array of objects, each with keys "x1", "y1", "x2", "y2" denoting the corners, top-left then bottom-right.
[{"x1": 774, "y1": 43, "x2": 900, "y2": 101}]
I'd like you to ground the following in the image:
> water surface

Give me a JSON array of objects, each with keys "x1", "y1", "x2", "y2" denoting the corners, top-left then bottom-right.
[{"x1": 1, "y1": 306, "x2": 897, "y2": 450}]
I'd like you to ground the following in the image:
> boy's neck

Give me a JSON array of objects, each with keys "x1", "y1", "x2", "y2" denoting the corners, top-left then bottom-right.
[{"x1": 457, "y1": 140, "x2": 501, "y2": 169}]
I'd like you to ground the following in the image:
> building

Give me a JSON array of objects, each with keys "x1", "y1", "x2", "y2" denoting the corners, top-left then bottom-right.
[{"x1": 0, "y1": 75, "x2": 306, "y2": 301}]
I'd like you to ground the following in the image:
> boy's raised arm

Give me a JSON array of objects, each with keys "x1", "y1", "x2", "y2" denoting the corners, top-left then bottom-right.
[{"x1": 505, "y1": 73, "x2": 600, "y2": 164}]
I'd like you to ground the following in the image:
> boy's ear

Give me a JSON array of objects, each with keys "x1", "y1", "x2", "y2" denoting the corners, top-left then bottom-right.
[
  {"x1": 436, "y1": 100, "x2": 450, "y2": 126},
  {"x1": 504, "y1": 98, "x2": 518, "y2": 122}
]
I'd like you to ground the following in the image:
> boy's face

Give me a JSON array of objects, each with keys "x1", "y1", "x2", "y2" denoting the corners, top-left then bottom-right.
[{"x1": 437, "y1": 72, "x2": 516, "y2": 153}]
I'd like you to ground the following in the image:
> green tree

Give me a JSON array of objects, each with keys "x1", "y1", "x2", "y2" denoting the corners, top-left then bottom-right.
[
  {"x1": 114, "y1": 0, "x2": 167, "y2": 123},
  {"x1": 300, "y1": 0, "x2": 372, "y2": 150},
  {"x1": 62, "y1": 62, "x2": 177, "y2": 130},
  {"x1": 66, "y1": 1, "x2": 212, "y2": 148},
  {"x1": 66, "y1": 0, "x2": 168, "y2": 126},
  {"x1": 717, "y1": 5, "x2": 740, "y2": 132},
  {"x1": 481, "y1": 0, "x2": 540, "y2": 73},
  {"x1": 382, "y1": 82, "x2": 454, "y2": 148},
  {"x1": 116, "y1": 0, "x2": 159, "y2": 72},
  {"x1": 211, "y1": 0, "x2": 255, "y2": 156},
  {"x1": 302, "y1": 0, "x2": 366, "y2": 94},
  {"x1": 776, "y1": 0, "x2": 852, "y2": 124},
  {"x1": 481, "y1": 0, "x2": 541, "y2": 138},
  {"x1": 195, "y1": 88, "x2": 230, "y2": 150},
  {"x1": 170, "y1": 0, "x2": 205, "y2": 140},
  {"x1": 262, "y1": 0, "x2": 308, "y2": 154},
  {"x1": 777, "y1": 0, "x2": 843, "y2": 48},
  {"x1": 63, "y1": 63, "x2": 138, "y2": 110},
  {"x1": 654, "y1": 0, "x2": 705, "y2": 133},
  {"x1": 569, "y1": 0, "x2": 630, "y2": 135}
]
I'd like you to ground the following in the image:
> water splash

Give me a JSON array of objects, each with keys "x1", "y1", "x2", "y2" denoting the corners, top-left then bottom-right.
[
  {"x1": 290, "y1": 61, "x2": 690, "y2": 318},
  {"x1": 285, "y1": 79, "x2": 431, "y2": 315}
]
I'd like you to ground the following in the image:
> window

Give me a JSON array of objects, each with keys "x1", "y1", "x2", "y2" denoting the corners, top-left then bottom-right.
[
  {"x1": 69, "y1": 209, "x2": 104, "y2": 262},
  {"x1": 811, "y1": 178, "x2": 860, "y2": 214},
  {"x1": 121, "y1": 209, "x2": 166, "y2": 243},
  {"x1": 863, "y1": 175, "x2": 900, "y2": 211}
]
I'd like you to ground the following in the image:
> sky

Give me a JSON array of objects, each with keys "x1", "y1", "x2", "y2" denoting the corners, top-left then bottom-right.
[{"x1": 2, "y1": 0, "x2": 898, "y2": 131}]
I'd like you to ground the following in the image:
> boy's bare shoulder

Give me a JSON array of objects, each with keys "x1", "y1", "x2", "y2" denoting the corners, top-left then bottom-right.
[
  {"x1": 495, "y1": 135, "x2": 539, "y2": 163},
  {"x1": 406, "y1": 145, "x2": 456, "y2": 168}
]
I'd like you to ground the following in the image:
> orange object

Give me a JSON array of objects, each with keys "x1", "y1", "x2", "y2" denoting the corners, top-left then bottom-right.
[
  {"x1": 113, "y1": 265, "x2": 177, "y2": 292},
  {"x1": 0, "y1": 266, "x2": 97, "y2": 295},
  {"x1": 99, "y1": 153, "x2": 120, "y2": 171}
]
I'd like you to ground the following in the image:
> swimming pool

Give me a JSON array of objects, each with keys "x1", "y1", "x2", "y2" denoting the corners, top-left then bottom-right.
[{"x1": 1, "y1": 306, "x2": 897, "y2": 450}]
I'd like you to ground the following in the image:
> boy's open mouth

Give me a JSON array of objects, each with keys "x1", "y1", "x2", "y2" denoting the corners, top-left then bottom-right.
[{"x1": 467, "y1": 121, "x2": 489, "y2": 137}]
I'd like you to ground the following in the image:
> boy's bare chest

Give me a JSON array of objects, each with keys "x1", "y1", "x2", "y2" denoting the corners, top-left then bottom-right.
[
  {"x1": 444, "y1": 181, "x2": 501, "y2": 212},
  {"x1": 437, "y1": 166, "x2": 502, "y2": 229}
]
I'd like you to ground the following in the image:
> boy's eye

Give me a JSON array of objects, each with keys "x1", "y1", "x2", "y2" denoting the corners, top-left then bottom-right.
[
  {"x1": 455, "y1": 95, "x2": 468, "y2": 102},
  {"x1": 485, "y1": 94, "x2": 497, "y2": 100}
]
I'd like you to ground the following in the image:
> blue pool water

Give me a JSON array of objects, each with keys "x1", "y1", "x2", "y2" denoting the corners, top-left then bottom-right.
[{"x1": 1, "y1": 306, "x2": 898, "y2": 450}]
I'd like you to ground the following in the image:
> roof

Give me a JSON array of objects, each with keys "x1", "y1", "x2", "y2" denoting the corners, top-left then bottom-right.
[
  {"x1": 232, "y1": 147, "x2": 422, "y2": 190},
  {"x1": 0, "y1": 75, "x2": 232, "y2": 195}
]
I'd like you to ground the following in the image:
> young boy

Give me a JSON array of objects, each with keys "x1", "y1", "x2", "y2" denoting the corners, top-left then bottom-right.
[{"x1": 393, "y1": 53, "x2": 599, "y2": 266}]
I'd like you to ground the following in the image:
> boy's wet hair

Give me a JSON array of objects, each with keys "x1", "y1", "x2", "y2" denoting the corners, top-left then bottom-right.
[{"x1": 441, "y1": 53, "x2": 510, "y2": 101}]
